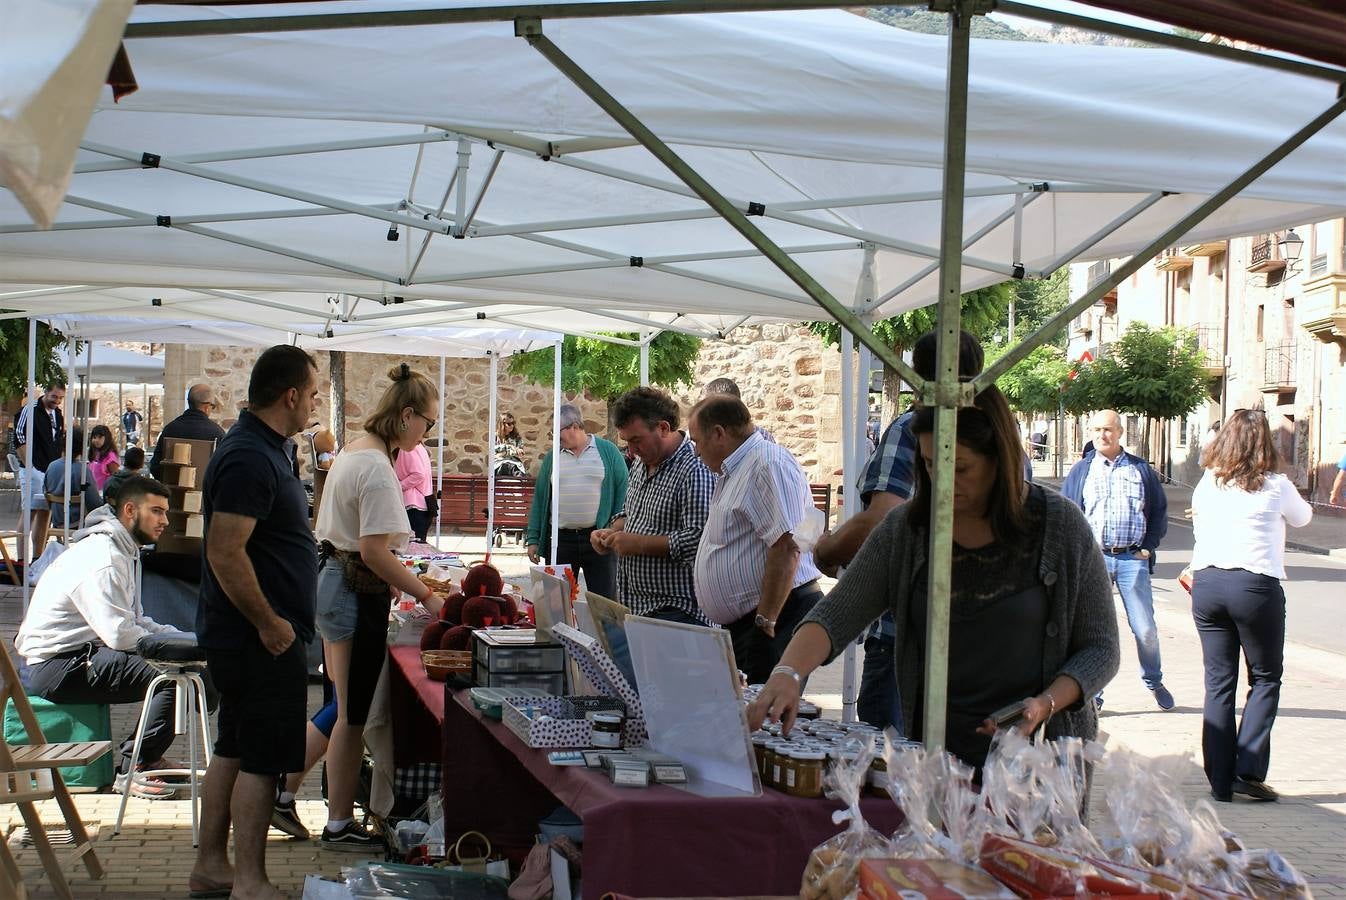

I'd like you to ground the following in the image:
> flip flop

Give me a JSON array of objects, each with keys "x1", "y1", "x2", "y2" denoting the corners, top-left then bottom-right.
[{"x1": 188, "y1": 876, "x2": 233, "y2": 898}]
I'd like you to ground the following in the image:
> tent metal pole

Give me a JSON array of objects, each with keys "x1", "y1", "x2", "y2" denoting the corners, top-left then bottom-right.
[
  {"x1": 0, "y1": 285, "x2": 93, "y2": 301},
  {"x1": 405, "y1": 168, "x2": 461, "y2": 283},
  {"x1": 485, "y1": 316, "x2": 646, "y2": 346},
  {"x1": 22, "y1": 318, "x2": 37, "y2": 610},
  {"x1": 838, "y1": 326, "x2": 857, "y2": 721},
  {"x1": 80, "y1": 141, "x2": 457, "y2": 239},
  {"x1": 194, "y1": 289, "x2": 346, "y2": 321},
  {"x1": 73, "y1": 130, "x2": 457, "y2": 175},
  {"x1": 452, "y1": 139, "x2": 472, "y2": 238},
  {"x1": 995, "y1": 1, "x2": 1346, "y2": 84},
  {"x1": 348, "y1": 301, "x2": 478, "y2": 322},
  {"x1": 124, "y1": 1, "x2": 926, "y2": 38},
  {"x1": 467, "y1": 184, "x2": 1040, "y2": 238},
  {"x1": 976, "y1": 92, "x2": 1346, "y2": 392},
  {"x1": 1036, "y1": 191, "x2": 1167, "y2": 277},
  {"x1": 922, "y1": 0, "x2": 976, "y2": 752},
  {"x1": 551, "y1": 342, "x2": 562, "y2": 562},
  {"x1": 62, "y1": 193, "x2": 403, "y2": 283},
  {"x1": 486, "y1": 352, "x2": 499, "y2": 556},
  {"x1": 0, "y1": 205, "x2": 352, "y2": 235},
  {"x1": 63, "y1": 362, "x2": 75, "y2": 541},
  {"x1": 639, "y1": 341, "x2": 650, "y2": 386},
  {"x1": 544, "y1": 154, "x2": 1013, "y2": 276},
  {"x1": 875, "y1": 192, "x2": 1042, "y2": 306},
  {"x1": 462, "y1": 150, "x2": 504, "y2": 235},
  {"x1": 519, "y1": 18, "x2": 921, "y2": 390},
  {"x1": 436, "y1": 355, "x2": 447, "y2": 546}
]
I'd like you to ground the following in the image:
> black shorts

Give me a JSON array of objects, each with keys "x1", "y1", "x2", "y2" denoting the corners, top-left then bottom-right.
[{"x1": 208, "y1": 633, "x2": 308, "y2": 776}]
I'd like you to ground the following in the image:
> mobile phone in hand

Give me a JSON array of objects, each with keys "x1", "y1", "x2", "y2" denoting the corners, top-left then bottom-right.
[{"x1": 990, "y1": 700, "x2": 1026, "y2": 728}]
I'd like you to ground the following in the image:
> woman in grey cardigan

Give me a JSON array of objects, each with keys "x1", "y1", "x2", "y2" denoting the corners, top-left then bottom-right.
[{"x1": 748, "y1": 385, "x2": 1118, "y2": 769}]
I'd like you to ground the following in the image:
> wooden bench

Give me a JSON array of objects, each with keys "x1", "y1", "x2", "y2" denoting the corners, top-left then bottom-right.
[
  {"x1": 435, "y1": 475, "x2": 535, "y2": 545},
  {"x1": 810, "y1": 483, "x2": 832, "y2": 526}
]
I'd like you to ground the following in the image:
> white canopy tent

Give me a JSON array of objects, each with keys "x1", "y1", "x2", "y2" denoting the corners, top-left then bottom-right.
[
  {"x1": 58, "y1": 340, "x2": 164, "y2": 384},
  {"x1": 2, "y1": 4, "x2": 1345, "y2": 337},
  {"x1": 5, "y1": 0, "x2": 1346, "y2": 738}
]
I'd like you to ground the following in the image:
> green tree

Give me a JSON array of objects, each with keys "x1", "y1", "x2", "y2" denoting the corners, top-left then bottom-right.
[
  {"x1": 1065, "y1": 322, "x2": 1212, "y2": 462},
  {"x1": 994, "y1": 269, "x2": 1071, "y2": 349},
  {"x1": 985, "y1": 342, "x2": 1073, "y2": 415},
  {"x1": 507, "y1": 331, "x2": 702, "y2": 434},
  {"x1": 0, "y1": 321, "x2": 70, "y2": 401},
  {"x1": 808, "y1": 283, "x2": 1012, "y2": 419}
]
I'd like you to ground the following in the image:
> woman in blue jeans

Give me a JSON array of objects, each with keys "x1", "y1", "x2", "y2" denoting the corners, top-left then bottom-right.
[{"x1": 1190, "y1": 409, "x2": 1311, "y2": 803}]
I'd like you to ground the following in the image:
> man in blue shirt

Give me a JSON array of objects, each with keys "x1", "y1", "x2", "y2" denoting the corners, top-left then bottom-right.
[{"x1": 1062, "y1": 409, "x2": 1173, "y2": 711}]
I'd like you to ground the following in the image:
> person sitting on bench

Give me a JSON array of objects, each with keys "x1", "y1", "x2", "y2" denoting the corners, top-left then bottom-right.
[{"x1": 15, "y1": 475, "x2": 190, "y2": 799}]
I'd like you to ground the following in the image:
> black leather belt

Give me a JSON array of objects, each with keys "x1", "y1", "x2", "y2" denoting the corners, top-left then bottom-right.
[
  {"x1": 1102, "y1": 544, "x2": 1141, "y2": 555},
  {"x1": 557, "y1": 527, "x2": 596, "y2": 535}
]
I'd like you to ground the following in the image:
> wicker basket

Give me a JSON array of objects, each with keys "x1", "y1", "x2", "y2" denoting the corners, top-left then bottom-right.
[{"x1": 422, "y1": 650, "x2": 472, "y2": 681}]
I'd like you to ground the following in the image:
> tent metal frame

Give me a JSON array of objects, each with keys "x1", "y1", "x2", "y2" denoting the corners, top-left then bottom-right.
[{"x1": 6, "y1": 0, "x2": 1346, "y2": 744}]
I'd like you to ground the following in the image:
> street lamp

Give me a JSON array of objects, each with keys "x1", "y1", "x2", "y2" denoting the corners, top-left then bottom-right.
[{"x1": 1278, "y1": 228, "x2": 1304, "y2": 262}]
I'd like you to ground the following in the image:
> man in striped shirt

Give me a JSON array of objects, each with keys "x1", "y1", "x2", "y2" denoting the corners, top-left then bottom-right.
[
  {"x1": 689, "y1": 395, "x2": 822, "y2": 683},
  {"x1": 591, "y1": 387, "x2": 714, "y2": 624}
]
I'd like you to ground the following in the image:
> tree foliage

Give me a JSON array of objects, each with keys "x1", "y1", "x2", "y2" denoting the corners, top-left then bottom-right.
[
  {"x1": 507, "y1": 331, "x2": 702, "y2": 401},
  {"x1": 996, "y1": 269, "x2": 1071, "y2": 349},
  {"x1": 1066, "y1": 322, "x2": 1211, "y2": 422},
  {"x1": 808, "y1": 284, "x2": 1013, "y2": 418},
  {"x1": 0, "y1": 321, "x2": 70, "y2": 400},
  {"x1": 985, "y1": 342, "x2": 1073, "y2": 415}
]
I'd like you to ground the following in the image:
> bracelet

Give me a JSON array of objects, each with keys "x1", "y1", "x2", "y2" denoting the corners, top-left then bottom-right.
[
  {"x1": 770, "y1": 664, "x2": 801, "y2": 685},
  {"x1": 1041, "y1": 692, "x2": 1057, "y2": 720}
]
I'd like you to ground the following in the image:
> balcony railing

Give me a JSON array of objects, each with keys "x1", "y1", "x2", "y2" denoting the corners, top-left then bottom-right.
[
  {"x1": 1263, "y1": 341, "x2": 1297, "y2": 389},
  {"x1": 1311, "y1": 253, "x2": 1328, "y2": 276},
  {"x1": 1087, "y1": 260, "x2": 1111, "y2": 289},
  {"x1": 1249, "y1": 235, "x2": 1286, "y2": 273},
  {"x1": 1192, "y1": 325, "x2": 1224, "y2": 370}
]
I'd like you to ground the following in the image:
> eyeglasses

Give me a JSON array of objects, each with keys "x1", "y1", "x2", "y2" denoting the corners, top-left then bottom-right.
[{"x1": 415, "y1": 412, "x2": 437, "y2": 432}]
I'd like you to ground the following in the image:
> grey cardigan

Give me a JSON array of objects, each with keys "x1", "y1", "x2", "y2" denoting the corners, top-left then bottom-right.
[{"x1": 804, "y1": 484, "x2": 1119, "y2": 745}]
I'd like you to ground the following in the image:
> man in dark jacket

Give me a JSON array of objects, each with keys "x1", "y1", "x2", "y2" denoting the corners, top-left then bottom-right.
[
  {"x1": 14, "y1": 382, "x2": 66, "y2": 559},
  {"x1": 148, "y1": 384, "x2": 226, "y2": 479},
  {"x1": 1062, "y1": 409, "x2": 1173, "y2": 711}
]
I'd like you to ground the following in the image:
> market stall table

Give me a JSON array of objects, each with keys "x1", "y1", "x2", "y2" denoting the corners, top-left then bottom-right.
[{"x1": 388, "y1": 645, "x2": 903, "y2": 899}]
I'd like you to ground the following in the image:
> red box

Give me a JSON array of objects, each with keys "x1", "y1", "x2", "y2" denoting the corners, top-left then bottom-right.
[
  {"x1": 979, "y1": 835, "x2": 1163, "y2": 898},
  {"x1": 859, "y1": 858, "x2": 1017, "y2": 899}
]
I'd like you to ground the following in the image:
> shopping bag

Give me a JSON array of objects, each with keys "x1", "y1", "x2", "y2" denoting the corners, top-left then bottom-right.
[{"x1": 445, "y1": 830, "x2": 510, "y2": 878}]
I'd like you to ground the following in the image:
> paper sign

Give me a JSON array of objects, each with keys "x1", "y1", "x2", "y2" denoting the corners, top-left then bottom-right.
[
  {"x1": 531, "y1": 569, "x2": 572, "y2": 641},
  {"x1": 624, "y1": 616, "x2": 760, "y2": 798}
]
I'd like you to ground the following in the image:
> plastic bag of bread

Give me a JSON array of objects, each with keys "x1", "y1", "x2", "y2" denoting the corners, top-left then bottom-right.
[
  {"x1": 800, "y1": 735, "x2": 889, "y2": 900},
  {"x1": 1097, "y1": 748, "x2": 1194, "y2": 869}
]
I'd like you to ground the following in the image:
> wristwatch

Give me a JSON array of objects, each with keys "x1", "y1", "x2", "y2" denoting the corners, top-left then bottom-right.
[{"x1": 754, "y1": 613, "x2": 775, "y2": 632}]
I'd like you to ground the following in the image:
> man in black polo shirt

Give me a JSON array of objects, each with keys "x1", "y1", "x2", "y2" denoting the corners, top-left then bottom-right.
[
  {"x1": 14, "y1": 382, "x2": 66, "y2": 559},
  {"x1": 191, "y1": 347, "x2": 319, "y2": 900}
]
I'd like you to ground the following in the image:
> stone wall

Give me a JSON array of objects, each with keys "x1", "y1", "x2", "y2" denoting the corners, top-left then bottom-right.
[{"x1": 163, "y1": 325, "x2": 845, "y2": 482}]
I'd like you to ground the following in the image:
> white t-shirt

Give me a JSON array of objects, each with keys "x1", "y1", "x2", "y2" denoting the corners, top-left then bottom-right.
[
  {"x1": 315, "y1": 448, "x2": 411, "y2": 553},
  {"x1": 1190, "y1": 471, "x2": 1312, "y2": 580}
]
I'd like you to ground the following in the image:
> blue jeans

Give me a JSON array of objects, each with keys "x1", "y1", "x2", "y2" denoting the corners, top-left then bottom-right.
[
  {"x1": 1105, "y1": 552, "x2": 1163, "y2": 690},
  {"x1": 856, "y1": 634, "x2": 904, "y2": 734}
]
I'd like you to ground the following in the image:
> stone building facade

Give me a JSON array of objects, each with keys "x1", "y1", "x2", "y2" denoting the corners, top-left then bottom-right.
[{"x1": 162, "y1": 324, "x2": 849, "y2": 483}]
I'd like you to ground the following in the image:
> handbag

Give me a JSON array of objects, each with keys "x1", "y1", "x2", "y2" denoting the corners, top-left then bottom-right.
[
  {"x1": 424, "y1": 491, "x2": 440, "y2": 522},
  {"x1": 441, "y1": 831, "x2": 510, "y2": 878}
]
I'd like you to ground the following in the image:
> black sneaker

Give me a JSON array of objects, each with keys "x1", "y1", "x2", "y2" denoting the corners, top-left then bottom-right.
[
  {"x1": 271, "y1": 796, "x2": 311, "y2": 840},
  {"x1": 320, "y1": 820, "x2": 382, "y2": 852},
  {"x1": 1232, "y1": 777, "x2": 1279, "y2": 802}
]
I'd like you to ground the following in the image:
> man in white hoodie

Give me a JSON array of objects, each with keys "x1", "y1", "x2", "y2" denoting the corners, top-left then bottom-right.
[{"x1": 15, "y1": 475, "x2": 180, "y2": 798}]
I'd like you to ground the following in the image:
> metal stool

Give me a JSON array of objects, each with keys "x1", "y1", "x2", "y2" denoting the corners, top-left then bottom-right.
[{"x1": 114, "y1": 634, "x2": 212, "y2": 846}]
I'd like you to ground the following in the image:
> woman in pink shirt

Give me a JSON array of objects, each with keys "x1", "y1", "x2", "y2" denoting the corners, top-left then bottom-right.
[
  {"x1": 395, "y1": 440, "x2": 433, "y2": 542},
  {"x1": 86, "y1": 425, "x2": 121, "y2": 490}
]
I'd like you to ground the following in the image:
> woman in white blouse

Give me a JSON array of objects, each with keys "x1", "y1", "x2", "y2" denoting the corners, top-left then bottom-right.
[
  {"x1": 1190, "y1": 409, "x2": 1311, "y2": 804},
  {"x1": 313, "y1": 364, "x2": 441, "y2": 850}
]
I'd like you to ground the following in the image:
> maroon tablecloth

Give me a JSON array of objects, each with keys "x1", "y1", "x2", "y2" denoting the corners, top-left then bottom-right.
[
  {"x1": 388, "y1": 645, "x2": 445, "y2": 767},
  {"x1": 388, "y1": 646, "x2": 905, "y2": 897}
]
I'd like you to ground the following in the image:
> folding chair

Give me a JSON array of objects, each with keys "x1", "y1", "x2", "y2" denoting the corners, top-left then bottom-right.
[
  {"x1": 42, "y1": 494, "x2": 76, "y2": 546},
  {"x1": 0, "y1": 641, "x2": 110, "y2": 900}
]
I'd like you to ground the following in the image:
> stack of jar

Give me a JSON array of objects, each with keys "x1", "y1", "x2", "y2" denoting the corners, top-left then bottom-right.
[{"x1": 749, "y1": 718, "x2": 919, "y2": 799}]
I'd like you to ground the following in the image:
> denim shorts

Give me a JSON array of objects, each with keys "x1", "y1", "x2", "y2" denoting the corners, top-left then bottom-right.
[{"x1": 315, "y1": 560, "x2": 360, "y2": 642}]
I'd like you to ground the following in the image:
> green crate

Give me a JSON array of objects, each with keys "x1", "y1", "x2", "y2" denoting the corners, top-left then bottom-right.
[{"x1": 4, "y1": 697, "x2": 114, "y2": 789}]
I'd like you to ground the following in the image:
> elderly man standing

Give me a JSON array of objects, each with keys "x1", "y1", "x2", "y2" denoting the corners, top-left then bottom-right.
[
  {"x1": 690, "y1": 395, "x2": 822, "y2": 682},
  {"x1": 1063, "y1": 409, "x2": 1173, "y2": 711},
  {"x1": 149, "y1": 383, "x2": 226, "y2": 479},
  {"x1": 591, "y1": 387, "x2": 713, "y2": 624},
  {"x1": 526, "y1": 404, "x2": 628, "y2": 600}
]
